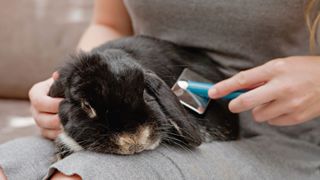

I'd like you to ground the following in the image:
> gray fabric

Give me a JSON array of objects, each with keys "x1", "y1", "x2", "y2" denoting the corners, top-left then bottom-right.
[
  {"x1": 124, "y1": 0, "x2": 309, "y2": 77},
  {"x1": 0, "y1": 137, "x2": 55, "y2": 180},
  {"x1": 1, "y1": 0, "x2": 320, "y2": 179},
  {"x1": 0, "y1": 134, "x2": 319, "y2": 180},
  {"x1": 0, "y1": 113, "x2": 319, "y2": 179}
]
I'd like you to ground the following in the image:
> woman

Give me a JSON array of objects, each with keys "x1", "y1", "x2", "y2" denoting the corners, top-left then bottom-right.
[{"x1": 1, "y1": 0, "x2": 320, "y2": 179}]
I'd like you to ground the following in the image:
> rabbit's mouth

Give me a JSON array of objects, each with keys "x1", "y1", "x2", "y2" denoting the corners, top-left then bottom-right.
[
  {"x1": 115, "y1": 125, "x2": 161, "y2": 155},
  {"x1": 57, "y1": 124, "x2": 161, "y2": 155}
]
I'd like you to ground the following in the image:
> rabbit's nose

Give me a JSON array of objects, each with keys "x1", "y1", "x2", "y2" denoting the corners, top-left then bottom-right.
[
  {"x1": 116, "y1": 125, "x2": 155, "y2": 154},
  {"x1": 117, "y1": 137, "x2": 145, "y2": 154},
  {"x1": 129, "y1": 144, "x2": 144, "y2": 153}
]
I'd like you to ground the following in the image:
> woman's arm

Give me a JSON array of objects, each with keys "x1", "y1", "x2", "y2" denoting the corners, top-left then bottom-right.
[{"x1": 77, "y1": 0, "x2": 133, "y2": 52}]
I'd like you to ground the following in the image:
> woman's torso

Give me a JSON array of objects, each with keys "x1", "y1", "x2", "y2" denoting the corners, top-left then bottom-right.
[
  {"x1": 124, "y1": 0, "x2": 309, "y2": 77},
  {"x1": 123, "y1": 0, "x2": 320, "y2": 144}
]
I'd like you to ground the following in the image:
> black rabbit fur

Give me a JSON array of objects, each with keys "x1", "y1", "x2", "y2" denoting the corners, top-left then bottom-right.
[{"x1": 48, "y1": 36, "x2": 239, "y2": 159}]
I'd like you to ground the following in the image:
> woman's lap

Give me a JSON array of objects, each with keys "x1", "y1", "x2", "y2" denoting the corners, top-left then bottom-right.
[
  {"x1": 1, "y1": 134, "x2": 319, "y2": 180},
  {"x1": 0, "y1": 136, "x2": 55, "y2": 180}
]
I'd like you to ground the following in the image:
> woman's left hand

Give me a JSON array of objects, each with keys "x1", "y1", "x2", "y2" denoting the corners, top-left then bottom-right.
[{"x1": 209, "y1": 56, "x2": 320, "y2": 126}]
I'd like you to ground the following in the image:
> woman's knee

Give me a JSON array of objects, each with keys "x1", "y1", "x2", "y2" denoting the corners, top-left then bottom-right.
[
  {"x1": 50, "y1": 172, "x2": 82, "y2": 180},
  {"x1": 0, "y1": 168, "x2": 7, "y2": 180}
]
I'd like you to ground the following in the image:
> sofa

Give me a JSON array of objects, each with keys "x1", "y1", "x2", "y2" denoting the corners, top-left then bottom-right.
[{"x1": 0, "y1": 0, "x2": 93, "y2": 143}]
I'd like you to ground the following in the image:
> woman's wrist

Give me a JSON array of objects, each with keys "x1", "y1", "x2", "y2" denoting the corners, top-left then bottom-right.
[{"x1": 77, "y1": 23, "x2": 132, "y2": 52}]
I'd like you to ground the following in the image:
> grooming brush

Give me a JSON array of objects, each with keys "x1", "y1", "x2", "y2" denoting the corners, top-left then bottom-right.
[
  {"x1": 171, "y1": 68, "x2": 247, "y2": 114},
  {"x1": 171, "y1": 68, "x2": 212, "y2": 114},
  {"x1": 177, "y1": 80, "x2": 246, "y2": 99}
]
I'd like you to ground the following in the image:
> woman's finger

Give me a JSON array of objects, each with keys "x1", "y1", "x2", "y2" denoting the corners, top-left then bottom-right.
[
  {"x1": 209, "y1": 63, "x2": 273, "y2": 99},
  {"x1": 29, "y1": 78, "x2": 63, "y2": 113},
  {"x1": 40, "y1": 128, "x2": 61, "y2": 140},
  {"x1": 228, "y1": 82, "x2": 278, "y2": 113},
  {"x1": 267, "y1": 113, "x2": 304, "y2": 126},
  {"x1": 52, "y1": 71, "x2": 59, "y2": 80},
  {"x1": 36, "y1": 114, "x2": 61, "y2": 130},
  {"x1": 268, "y1": 99, "x2": 320, "y2": 126},
  {"x1": 251, "y1": 100, "x2": 292, "y2": 122},
  {"x1": 51, "y1": 172, "x2": 82, "y2": 180},
  {"x1": 31, "y1": 106, "x2": 61, "y2": 129}
]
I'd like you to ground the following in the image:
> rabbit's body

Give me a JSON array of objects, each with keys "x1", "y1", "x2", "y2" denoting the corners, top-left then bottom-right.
[{"x1": 49, "y1": 36, "x2": 239, "y2": 159}]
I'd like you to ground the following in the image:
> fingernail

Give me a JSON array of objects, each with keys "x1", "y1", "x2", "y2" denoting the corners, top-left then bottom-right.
[
  {"x1": 228, "y1": 100, "x2": 240, "y2": 113},
  {"x1": 52, "y1": 71, "x2": 59, "y2": 80},
  {"x1": 208, "y1": 88, "x2": 217, "y2": 98}
]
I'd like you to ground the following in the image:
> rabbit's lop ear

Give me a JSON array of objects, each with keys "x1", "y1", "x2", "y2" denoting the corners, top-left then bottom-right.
[
  {"x1": 48, "y1": 58, "x2": 75, "y2": 98},
  {"x1": 48, "y1": 73, "x2": 67, "y2": 98},
  {"x1": 48, "y1": 58, "x2": 76, "y2": 98},
  {"x1": 48, "y1": 52, "x2": 96, "y2": 98},
  {"x1": 144, "y1": 71, "x2": 202, "y2": 147}
]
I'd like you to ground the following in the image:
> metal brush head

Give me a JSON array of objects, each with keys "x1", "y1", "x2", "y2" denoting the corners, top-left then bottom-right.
[{"x1": 171, "y1": 68, "x2": 211, "y2": 114}]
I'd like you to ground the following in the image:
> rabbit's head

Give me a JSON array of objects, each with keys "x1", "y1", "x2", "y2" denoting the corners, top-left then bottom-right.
[{"x1": 49, "y1": 50, "x2": 201, "y2": 155}]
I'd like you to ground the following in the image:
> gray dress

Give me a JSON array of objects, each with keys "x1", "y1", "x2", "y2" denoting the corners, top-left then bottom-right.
[{"x1": 1, "y1": 0, "x2": 320, "y2": 179}]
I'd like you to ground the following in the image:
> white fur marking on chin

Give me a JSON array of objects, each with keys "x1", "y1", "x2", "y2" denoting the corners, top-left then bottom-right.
[
  {"x1": 146, "y1": 138, "x2": 161, "y2": 150},
  {"x1": 139, "y1": 126, "x2": 151, "y2": 145},
  {"x1": 117, "y1": 125, "x2": 160, "y2": 153},
  {"x1": 58, "y1": 132, "x2": 83, "y2": 152}
]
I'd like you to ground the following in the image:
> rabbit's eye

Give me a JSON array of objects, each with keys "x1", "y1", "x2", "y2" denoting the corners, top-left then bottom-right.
[{"x1": 81, "y1": 100, "x2": 97, "y2": 118}]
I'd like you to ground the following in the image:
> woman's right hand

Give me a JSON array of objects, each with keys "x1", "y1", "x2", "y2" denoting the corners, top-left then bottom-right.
[{"x1": 29, "y1": 72, "x2": 63, "y2": 140}]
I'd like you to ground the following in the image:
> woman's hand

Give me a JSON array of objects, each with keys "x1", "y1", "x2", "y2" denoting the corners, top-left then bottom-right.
[
  {"x1": 209, "y1": 56, "x2": 320, "y2": 126},
  {"x1": 29, "y1": 72, "x2": 63, "y2": 139}
]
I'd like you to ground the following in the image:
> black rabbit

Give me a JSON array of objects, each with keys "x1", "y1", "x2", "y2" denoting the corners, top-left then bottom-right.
[{"x1": 48, "y1": 36, "x2": 239, "y2": 159}]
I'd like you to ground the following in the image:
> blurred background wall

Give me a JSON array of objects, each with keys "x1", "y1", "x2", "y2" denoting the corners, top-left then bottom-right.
[{"x1": 0, "y1": 0, "x2": 93, "y2": 99}]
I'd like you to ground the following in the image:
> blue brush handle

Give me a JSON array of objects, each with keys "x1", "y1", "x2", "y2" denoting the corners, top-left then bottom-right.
[{"x1": 186, "y1": 81, "x2": 247, "y2": 100}]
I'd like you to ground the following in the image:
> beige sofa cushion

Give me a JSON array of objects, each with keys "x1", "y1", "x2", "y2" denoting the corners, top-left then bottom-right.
[
  {"x1": 0, "y1": 0, "x2": 93, "y2": 99},
  {"x1": 0, "y1": 99, "x2": 36, "y2": 143}
]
